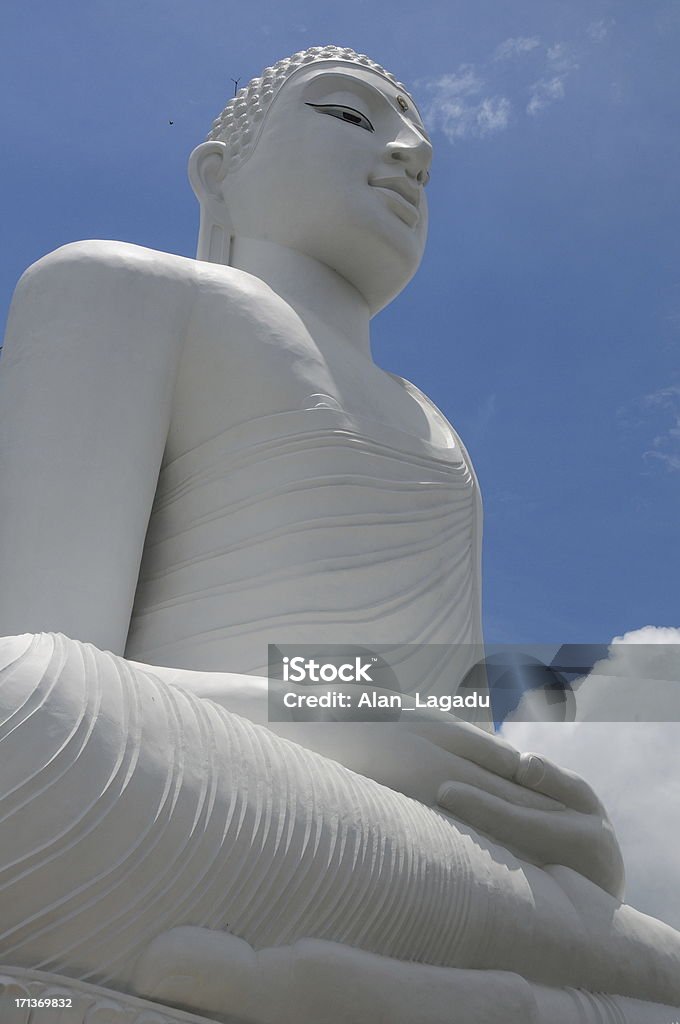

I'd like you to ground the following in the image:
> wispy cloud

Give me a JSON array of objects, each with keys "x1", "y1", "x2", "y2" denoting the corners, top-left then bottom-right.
[
  {"x1": 462, "y1": 393, "x2": 498, "y2": 445},
  {"x1": 526, "y1": 75, "x2": 566, "y2": 116},
  {"x1": 621, "y1": 384, "x2": 680, "y2": 473},
  {"x1": 422, "y1": 23, "x2": 607, "y2": 143},
  {"x1": 642, "y1": 385, "x2": 680, "y2": 472},
  {"x1": 424, "y1": 69, "x2": 511, "y2": 141},
  {"x1": 587, "y1": 18, "x2": 615, "y2": 42},
  {"x1": 526, "y1": 42, "x2": 580, "y2": 116},
  {"x1": 493, "y1": 36, "x2": 541, "y2": 61}
]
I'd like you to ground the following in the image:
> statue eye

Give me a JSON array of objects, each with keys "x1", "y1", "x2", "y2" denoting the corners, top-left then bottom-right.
[{"x1": 306, "y1": 103, "x2": 374, "y2": 132}]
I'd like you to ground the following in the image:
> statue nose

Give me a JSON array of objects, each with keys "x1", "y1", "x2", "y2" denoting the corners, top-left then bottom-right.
[{"x1": 387, "y1": 131, "x2": 432, "y2": 185}]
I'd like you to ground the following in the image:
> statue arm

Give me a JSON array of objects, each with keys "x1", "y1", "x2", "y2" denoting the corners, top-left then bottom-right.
[
  {"x1": 163, "y1": 666, "x2": 625, "y2": 899},
  {"x1": 276, "y1": 713, "x2": 625, "y2": 899},
  {"x1": 0, "y1": 240, "x2": 195, "y2": 653}
]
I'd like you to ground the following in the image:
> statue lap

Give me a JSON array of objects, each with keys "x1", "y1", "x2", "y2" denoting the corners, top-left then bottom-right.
[{"x1": 1, "y1": 632, "x2": 679, "y2": 1023}]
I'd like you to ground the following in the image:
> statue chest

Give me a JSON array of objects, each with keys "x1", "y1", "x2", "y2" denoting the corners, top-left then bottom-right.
[
  {"x1": 126, "y1": 397, "x2": 481, "y2": 675},
  {"x1": 165, "y1": 313, "x2": 440, "y2": 462},
  {"x1": 127, "y1": 296, "x2": 481, "y2": 675}
]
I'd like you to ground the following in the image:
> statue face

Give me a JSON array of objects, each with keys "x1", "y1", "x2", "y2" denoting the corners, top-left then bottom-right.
[{"x1": 221, "y1": 65, "x2": 432, "y2": 313}]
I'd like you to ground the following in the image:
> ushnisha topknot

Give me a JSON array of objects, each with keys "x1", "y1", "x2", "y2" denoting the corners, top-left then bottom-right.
[{"x1": 207, "y1": 44, "x2": 412, "y2": 175}]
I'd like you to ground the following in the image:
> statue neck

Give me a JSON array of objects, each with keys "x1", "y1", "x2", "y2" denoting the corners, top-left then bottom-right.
[{"x1": 229, "y1": 237, "x2": 373, "y2": 361}]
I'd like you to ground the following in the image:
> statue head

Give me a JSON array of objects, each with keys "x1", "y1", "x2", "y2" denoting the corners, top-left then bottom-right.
[{"x1": 189, "y1": 46, "x2": 432, "y2": 314}]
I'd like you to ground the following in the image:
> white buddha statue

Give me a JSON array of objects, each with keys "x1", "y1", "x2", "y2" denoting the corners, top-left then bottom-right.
[
  {"x1": 1, "y1": 46, "x2": 482, "y2": 696},
  {"x1": 0, "y1": 45, "x2": 679, "y2": 1024}
]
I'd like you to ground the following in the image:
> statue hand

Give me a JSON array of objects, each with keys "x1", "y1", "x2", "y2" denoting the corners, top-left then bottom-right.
[
  {"x1": 266, "y1": 688, "x2": 624, "y2": 899},
  {"x1": 414, "y1": 721, "x2": 625, "y2": 900}
]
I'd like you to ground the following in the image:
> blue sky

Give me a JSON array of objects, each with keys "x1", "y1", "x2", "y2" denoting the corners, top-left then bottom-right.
[{"x1": 2, "y1": 0, "x2": 679, "y2": 645}]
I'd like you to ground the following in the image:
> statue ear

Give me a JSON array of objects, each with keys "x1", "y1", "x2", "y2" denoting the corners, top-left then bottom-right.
[
  {"x1": 188, "y1": 141, "x2": 228, "y2": 202},
  {"x1": 188, "y1": 141, "x2": 233, "y2": 265}
]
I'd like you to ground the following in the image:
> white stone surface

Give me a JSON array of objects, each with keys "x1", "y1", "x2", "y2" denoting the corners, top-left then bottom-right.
[
  {"x1": 134, "y1": 931, "x2": 680, "y2": 1024},
  {"x1": 2, "y1": 958, "x2": 679, "y2": 1024},
  {"x1": 0, "y1": 966, "x2": 218, "y2": 1023},
  {"x1": 0, "y1": 632, "x2": 679, "y2": 1021},
  {"x1": 0, "y1": 45, "x2": 678, "y2": 1022}
]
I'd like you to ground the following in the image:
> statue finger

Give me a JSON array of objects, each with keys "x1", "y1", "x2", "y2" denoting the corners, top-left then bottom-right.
[
  {"x1": 513, "y1": 752, "x2": 602, "y2": 814},
  {"x1": 436, "y1": 754, "x2": 563, "y2": 811},
  {"x1": 436, "y1": 781, "x2": 582, "y2": 866},
  {"x1": 412, "y1": 719, "x2": 520, "y2": 779}
]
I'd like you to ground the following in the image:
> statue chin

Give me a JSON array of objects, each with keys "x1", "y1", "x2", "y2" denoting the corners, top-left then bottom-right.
[{"x1": 0, "y1": 45, "x2": 679, "y2": 1024}]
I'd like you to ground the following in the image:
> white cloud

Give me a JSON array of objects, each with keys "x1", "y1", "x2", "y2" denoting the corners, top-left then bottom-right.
[
  {"x1": 476, "y1": 98, "x2": 512, "y2": 134},
  {"x1": 618, "y1": 384, "x2": 680, "y2": 473},
  {"x1": 430, "y1": 65, "x2": 484, "y2": 99},
  {"x1": 612, "y1": 624, "x2": 680, "y2": 645},
  {"x1": 587, "y1": 18, "x2": 615, "y2": 42},
  {"x1": 424, "y1": 69, "x2": 511, "y2": 141},
  {"x1": 546, "y1": 42, "x2": 579, "y2": 74},
  {"x1": 423, "y1": 25, "x2": 598, "y2": 142},
  {"x1": 646, "y1": 451, "x2": 680, "y2": 471},
  {"x1": 493, "y1": 36, "x2": 541, "y2": 61},
  {"x1": 642, "y1": 385, "x2": 680, "y2": 472},
  {"x1": 502, "y1": 626, "x2": 680, "y2": 930},
  {"x1": 527, "y1": 75, "x2": 567, "y2": 116},
  {"x1": 527, "y1": 43, "x2": 579, "y2": 116}
]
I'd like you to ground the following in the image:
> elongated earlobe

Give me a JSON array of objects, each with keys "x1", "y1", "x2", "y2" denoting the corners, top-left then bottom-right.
[{"x1": 188, "y1": 141, "x2": 234, "y2": 265}]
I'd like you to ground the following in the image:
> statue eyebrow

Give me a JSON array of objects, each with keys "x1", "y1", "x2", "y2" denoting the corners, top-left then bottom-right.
[
  {"x1": 305, "y1": 76, "x2": 431, "y2": 143},
  {"x1": 305, "y1": 75, "x2": 381, "y2": 109}
]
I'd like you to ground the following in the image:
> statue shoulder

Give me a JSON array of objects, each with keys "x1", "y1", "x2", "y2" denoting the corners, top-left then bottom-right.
[
  {"x1": 16, "y1": 240, "x2": 199, "y2": 298},
  {"x1": 5, "y1": 242, "x2": 302, "y2": 367},
  {"x1": 15, "y1": 241, "x2": 283, "y2": 310},
  {"x1": 1, "y1": 242, "x2": 206, "y2": 378}
]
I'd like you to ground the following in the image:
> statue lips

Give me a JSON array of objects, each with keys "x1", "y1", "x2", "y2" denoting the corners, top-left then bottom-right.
[{"x1": 369, "y1": 175, "x2": 421, "y2": 227}]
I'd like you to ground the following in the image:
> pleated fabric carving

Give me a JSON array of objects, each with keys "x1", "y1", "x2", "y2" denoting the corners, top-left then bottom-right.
[
  {"x1": 127, "y1": 381, "x2": 482, "y2": 695},
  {"x1": 0, "y1": 633, "x2": 499, "y2": 991}
]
